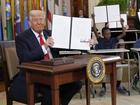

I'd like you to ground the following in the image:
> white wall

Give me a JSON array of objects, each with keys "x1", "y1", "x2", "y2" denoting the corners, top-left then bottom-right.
[{"x1": 88, "y1": 0, "x2": 100, "y2": 16}]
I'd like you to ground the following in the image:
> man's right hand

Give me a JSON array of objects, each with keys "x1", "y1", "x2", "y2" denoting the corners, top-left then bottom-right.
[
  {"x1": 45, "y1": 37, "x2": 54, "y2": 47},
  {"x1": 91, "y1": 13, "x2": 95, "y2": 21},
  {"x1": 120, "y1": 18, "x2": 124, "y2": 26}
]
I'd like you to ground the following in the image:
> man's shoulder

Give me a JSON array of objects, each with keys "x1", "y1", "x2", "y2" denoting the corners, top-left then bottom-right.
[
  {"x1": 18, "y1": 29, "x2": 31, "y2": 36},
  {"x1": 16, "y1": 29, "x2": 32, "y2": 40}
]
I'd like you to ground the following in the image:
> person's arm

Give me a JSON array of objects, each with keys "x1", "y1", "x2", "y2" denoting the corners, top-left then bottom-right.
[
  {"x1": 117, "y1": 18, "x2": 126, "y2": 40},
  {"x1": 91, "y1": 14, "x2": 100, "y2": 38}
]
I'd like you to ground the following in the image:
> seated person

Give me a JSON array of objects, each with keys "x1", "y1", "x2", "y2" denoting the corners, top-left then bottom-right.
[
  {"x1": 10, "y1": 10, "x2": 83, "y2": 105},
  {"x1": 92, "y1": 14, "x2": 127, "y2": 96}
]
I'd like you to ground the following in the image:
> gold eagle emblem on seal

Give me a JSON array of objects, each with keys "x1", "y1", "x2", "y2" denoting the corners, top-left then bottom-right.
[{"x1": 86, "y1": 56, "x2": 105, "y2": 84}]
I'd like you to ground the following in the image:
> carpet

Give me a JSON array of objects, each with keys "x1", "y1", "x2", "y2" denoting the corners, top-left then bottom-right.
[{"x1": 1, "y1": 91, "x2": 140, "y2": 105}]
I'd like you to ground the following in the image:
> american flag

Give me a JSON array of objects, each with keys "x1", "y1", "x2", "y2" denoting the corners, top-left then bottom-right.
[
  {"x1": 24, "y1": 0, "x2": 29, "y2": 30},
  {"x1": 62, "y1": 0, "x2": 68, "y2": 16},
  {"x1": 32, "y1": 0, "x2": 37, "y2": 9},
  {"x1": 6, "y1": 0, "x2": 13, "y2": 40},
  {"x1": 55, "y1": 0, "x2": 60, "y2": 14},
  {"x1": 40, "y1": 0, "x2": 44, "y2": 10},
  {"x1": 47, "y1": 0, "x2": 52, "y2": 30},
  {"x1": 0, "y1": 1, "x2": 3, "y2": 40},
  {"x1": 131, "y1": 0, "x2": 137, "y2": 8},
  {"x1": 14, "y1": 0, "x2": 21, "y2": 35}
]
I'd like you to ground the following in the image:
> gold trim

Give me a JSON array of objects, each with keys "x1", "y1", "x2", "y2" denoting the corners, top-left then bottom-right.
[{"x1": 86, "y1": 56, "x2": 105, "y2": 84}]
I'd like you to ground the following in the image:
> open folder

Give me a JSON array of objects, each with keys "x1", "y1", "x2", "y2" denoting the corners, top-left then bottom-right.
[
  {"x1": 52, "y1": 15, "x2": 92, "y2": 50},
  {"x1": 94, "y1": 4, "x2": 120, "y2": 23}
]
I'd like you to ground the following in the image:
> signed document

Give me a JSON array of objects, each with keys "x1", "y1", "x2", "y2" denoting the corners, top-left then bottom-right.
[
  {"x1": 70, "y1": 17, "x2": 91, "y2": 50},
  {"x1": 52, "y1": 15, "x2": 91, "y2": 50}
]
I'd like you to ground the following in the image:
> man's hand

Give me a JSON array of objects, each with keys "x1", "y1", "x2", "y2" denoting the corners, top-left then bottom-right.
[
  {"x1": 91, "y1": 13, "x2": 95, "y2": 20},
  {"x1": 45, "y1": 37, "x2": 54, "y2": 47},
  {"x1": 120, "y1": 18, "x2": 124, "y2": 26},
  {"x1": 91, "y1": 13, "x2": 99, "y2": 38},
  {"x1": 89, "y1": 36, "x2": 98, "y2": 48},
  {"x1": 117, "y1": 18, "x2": 126, "y2": 40},
  {"x1": 91, "y1": 13, "x2": 96, "y2": 23}
]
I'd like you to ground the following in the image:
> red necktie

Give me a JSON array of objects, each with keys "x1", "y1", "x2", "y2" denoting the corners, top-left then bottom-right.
[{"x1": 38, "y1": 34, "x2": 50, "y2": 60}]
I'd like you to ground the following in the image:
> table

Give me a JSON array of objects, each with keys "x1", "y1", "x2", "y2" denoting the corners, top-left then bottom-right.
[
  {"x1": 131, "y1": 48, "x2": 140, "y2": 93},
  {"x1": 88, "y1": 48, "x2": 131, "y2": 95},
  {"x1": 111, "y1": 29, "x2": 140, "y2": 33},
  {"x1": 59, "y1": 51, "x2": 82, "y2": 55},
  {"x1": 88, "y1": 48, "x2": 129, "y2": 53},
  {"x1": 111, "y1": 29, "x2": 140, "y2": 45},
  {"x1": 18, "y1": 54, "x2": 120, "y2": 105}
]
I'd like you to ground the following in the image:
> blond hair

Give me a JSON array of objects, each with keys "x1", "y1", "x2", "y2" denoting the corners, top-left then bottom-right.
[{"x1": 29, "y1": 10, "x2": 46, "y2": 21}]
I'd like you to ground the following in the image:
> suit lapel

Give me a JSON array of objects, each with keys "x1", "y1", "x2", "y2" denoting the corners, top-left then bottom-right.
[
  {"x1": 43, "y1": 30, "x2": 48, "y2": 40},
  {"x1": 28, "y1": 29, "x2": 41, "y2": 48}
]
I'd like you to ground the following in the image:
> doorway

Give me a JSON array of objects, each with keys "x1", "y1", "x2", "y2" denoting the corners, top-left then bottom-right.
[{"x1": 71, "y1": 0, "x2": 88, "y2": 17}]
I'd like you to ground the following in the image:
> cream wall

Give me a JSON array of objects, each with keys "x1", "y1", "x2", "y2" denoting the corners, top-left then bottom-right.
[
  {"x1": 88, "y1": 0, "x2": 104, "y2": 33},
  {"x1": 88, "y1": 0, "x2": 100, "y2": 16}
]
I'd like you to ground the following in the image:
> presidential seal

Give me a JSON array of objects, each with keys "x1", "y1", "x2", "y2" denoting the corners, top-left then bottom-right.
[{"x1": 86, "y1": 56, "x2": 105, "y2": 84}]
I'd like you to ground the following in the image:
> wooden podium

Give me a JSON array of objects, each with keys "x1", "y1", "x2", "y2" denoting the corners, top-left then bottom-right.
[{"x1": 18, "y1": 54, "x2": 120, "y2": 105}]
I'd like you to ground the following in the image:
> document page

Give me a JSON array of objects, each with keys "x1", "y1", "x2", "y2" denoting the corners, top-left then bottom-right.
[
  {"x1": 109, "y1": 22, "x2": 117, "y2": 28},
  {"x1": 52, "y1": 15, "x2": 71, "y2": 49},
  {"x1": 138, "y1": 12, "x2": 140, "y2": 21},
  {"x1": 70, "y1": 17, "x2": 91, "y2": 50},
  {"x1": 109, "y1": 14, "x2": 127, "y2": 28},
  {"x1": 107, "y1": 5, "x2": 120, "y2": 22},
  {"x1": 94, "y1": 6, "x2": 108, "y2": 23},
  {"x1": 117, "y1": 14, "x2": 127, "y2": 28}
]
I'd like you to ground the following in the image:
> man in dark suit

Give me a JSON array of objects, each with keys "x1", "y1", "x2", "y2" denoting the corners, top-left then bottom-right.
[{"x1": 9, "y1": 10, "x2": 82, "y2": 105}]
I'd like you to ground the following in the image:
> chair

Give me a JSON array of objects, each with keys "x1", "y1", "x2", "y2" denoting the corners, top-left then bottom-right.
[
  {"x1": 131, "y1": 48, "x2": 140, "y2": 93},
  {"x1": 115, "y1": 49, "x2": 131, "y2": 95},
  {"x1": 0, "y1": 40, "x2": 42, "y2": 105}
]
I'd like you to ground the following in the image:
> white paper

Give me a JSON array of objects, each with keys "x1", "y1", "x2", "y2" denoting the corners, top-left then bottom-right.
[
  {"x1": 138, "y1": 12, "x2": 140, "y2": 21},
  {"x1": 94, "y1": 6, "x2": 108, "y2": 23},
  {"x1": 109, "y1": 14, "x2": 127, "y2": 28},
  {"x1": 107, "y1": 5, "x2": 120, "y2": 22},
  {"x1": 52, "y1": 15, "x2": 71, "y2": 49},
  {"x1": 70, "y1": 17, "x2": 91, "y2": 50},
  {"x1": 109, "y1": 22, "x2": 117, "y2": 28},
  {"x1": 117, "y1": 14, "x2": 127, "y2": 28}
]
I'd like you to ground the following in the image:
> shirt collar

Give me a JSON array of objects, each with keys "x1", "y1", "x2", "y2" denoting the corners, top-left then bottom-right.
[{"x1": 31, "y1": 28, "x2": 44, "y2": 38}]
